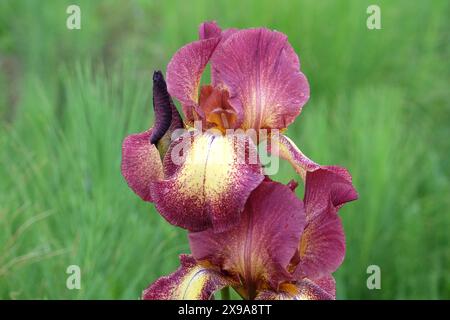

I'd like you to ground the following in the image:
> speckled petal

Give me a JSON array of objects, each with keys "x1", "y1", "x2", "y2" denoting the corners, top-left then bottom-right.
[
  {"x1": 151, "y1": 131, "x2": 264, "y2": 232},
  {"x1": 189, "y1": 180, "x2": 305, "y2": 299},
  {"x1": 293, "y1": 166, "x2": 358, "y2": 279},
  {"x1": 295, "y1": 208, "x2": 345, "y2": 279},
  {"x1": 142, "y1": 255, "x2": 234, "y2": 300},
  {"x1": 121, "y1": 129, "x2": 163, "y2": 202},
  {"x1": 211, "y1": 28, "x2": 310, "y2": 129},
  {"x1": 255, "y1": 276, "x2": 335, "y2": 300}
]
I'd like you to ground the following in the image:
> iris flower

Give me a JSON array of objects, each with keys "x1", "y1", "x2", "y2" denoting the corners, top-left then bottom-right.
[
  {"x1": 122, "y1": 21, "x2": 358, "y2": 300},
  {"x1": 121, "y1": 21, "x2": 315, "y2": 233},
  {"x1": 142, "y1": 167, "x2": 357, "y2": 300}
]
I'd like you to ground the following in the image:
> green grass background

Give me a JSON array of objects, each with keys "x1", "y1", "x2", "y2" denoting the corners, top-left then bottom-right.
[{"x1": 0, "y1": 0, "x2": 449, "y2": 299}]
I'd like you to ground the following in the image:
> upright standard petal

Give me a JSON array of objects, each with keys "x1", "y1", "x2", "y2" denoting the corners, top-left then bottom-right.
[
  {"x1": 211, "y1": 28, "x2": 310, "y2": 130},
  {"x1": 151, "y1": 131, "x2": 264, "y2": 232},
  {"x1": 255, "y1": 276, "x2": 335, "y2": 300},
  {"x1": 142, "y1": 255, "x2": 235, "y2": 300},
  {"x1": 166, "y1": 37, "x2": 220, "y2": 122},
  {"x1": 293, "y1": 166, "x2": 358, "y2": 279},
  {"x1": 189, "y1": 180, "x2": 306, "y2": 299},
  {"x1": 121, "y1": 129, "x2": 163, "y2": 202}
]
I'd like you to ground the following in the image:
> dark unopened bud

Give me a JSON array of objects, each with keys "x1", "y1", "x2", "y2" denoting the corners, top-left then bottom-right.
[{"x1": 150, "y1": 71, "x2": 173, "y2": 144}]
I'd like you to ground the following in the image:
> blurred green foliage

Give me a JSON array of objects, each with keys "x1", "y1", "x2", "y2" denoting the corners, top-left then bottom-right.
[{"x1": 0, "y1": 0, "x2": 448, "y2": 299}]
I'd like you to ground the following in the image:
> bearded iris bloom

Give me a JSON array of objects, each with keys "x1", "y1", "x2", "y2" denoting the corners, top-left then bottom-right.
[
  {"x1": 142, "y1": 167, "x2": 357, "y2": 300},
  {"x1": 121, "y1": 21, "x2": 316, "y2": 233},
  {"x1": 121, "y1": 21, "x2": 358, "y2": 300}
]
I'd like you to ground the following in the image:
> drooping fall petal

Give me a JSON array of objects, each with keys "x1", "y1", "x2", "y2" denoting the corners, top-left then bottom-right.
[
  {"x1": 121, "y1": 129, "x2": 163, "y2": 202},
  {"x1": 166, "y1": 36, "x2": 220, "y2": 122},
  {"x1": 255, "y1": 276, "x2": 335, "y2": 300},
  {"x1": 295, "y1": 205, "x2": 345, "y2": 279},
  {"x1": 142, "y1": 255, "x2": 235, "y2": 300},
  {"x1": 304, "y1": 166, "x2": 358, "y2": 213},
  {"x1": 211, "y1": 28, "x2": 310, "y2": 130},
  {"x1": 189, "y1": 180, "x2": 306, "y2": 299},
  {"x1": 151, "y1": 131, "x2": 264, "y2": 232},
  {"x1": 293, "y1": 166, "x2": 358, "y2": 279}
]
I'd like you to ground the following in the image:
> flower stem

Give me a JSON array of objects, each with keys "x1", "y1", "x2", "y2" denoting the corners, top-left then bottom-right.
[{"x1": 221, "y1": 287, "x2": 230, "y2": 300}]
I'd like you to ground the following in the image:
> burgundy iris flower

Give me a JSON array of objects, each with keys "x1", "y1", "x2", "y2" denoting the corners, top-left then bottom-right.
[
  {"x1": 121, "y1": 21, "x2": 358, "y2": 300},
  {"x1": 121, "y1": 21, "x2": 314, "y2": 233},
  {"x1": 143, "y1": 168, "x2": 357, "y2": 300}
]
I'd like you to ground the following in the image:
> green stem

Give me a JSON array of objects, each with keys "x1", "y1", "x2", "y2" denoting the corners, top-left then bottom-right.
[{"x1": 221, "y1": 287, "x2": 230, "y2": 300}]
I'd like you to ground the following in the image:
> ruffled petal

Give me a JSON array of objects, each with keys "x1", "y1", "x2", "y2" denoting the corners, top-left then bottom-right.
[
  {"x1": 211, "y1": 28, "x2": 310, "y2": 130},
  {"x1": 166, "y1": 37, "x2": 220, "y2": 122},
  {"x1": 293, "y1": 166, "x2": 358, "y2": 279},
  {"x1": 189, "y1": 180, "x2": 305, "y2": 299},
  {"x1": 121, "y1": 129, "x2": 163, "y2": 202},
  {"x1": 151, "y1": 131, "x2": 264, "y2": 232},
  {"x1": 142, "y1": 255, "x2": 234, "y2": 300},
  {"x1": 255, "y1": 276, "x2": 335, "y2": 300},
  {"x1": 304, "y1": 166, "x2": 358, "y2": 214},
  {"x1": 266, "y1": 133, "x2": 319, "y2": 180}
]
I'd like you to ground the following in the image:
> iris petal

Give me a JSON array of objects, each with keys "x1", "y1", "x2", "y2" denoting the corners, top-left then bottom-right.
[
  {"x1": 295, "y1": 205, "x2": 345, "y2": 279},
  {"x1": 293, "y1": 166, "x2": 358, "y2": 279},
  {"x1": 267, "y1": 133, "x2": 319, "y2": 180},
  {"x1": 142, "y1": 255, "x2": 235, "y2": 300},
  {"x1": 151, "y1": 131, "x2": 264, "y2": 232},
  {"x1": 166, "y1": 37, "x2": 220, "y2": 123},
  {"x1": 189, "y1": 180, "x2": 305, "y2": 298},
  {"x1": 121, "y1": 129, "x2": 163, "y2": 202},
  {"x1": 211, "y1": 28, "x2": 310, "y2": 130},
  {"x1": 255, "y1": 275, "x2": 335, "y2": 300}
]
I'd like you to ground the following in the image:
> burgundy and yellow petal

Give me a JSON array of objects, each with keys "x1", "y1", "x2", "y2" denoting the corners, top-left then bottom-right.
[
  {"x1": 142, "y1": 255, "x2": 235, "y2": 300},
  {"x1": 211, "y1": 28, "x2": 310, "y2": 130},
  {"x1": 166, "y1": 37, "x2": 220, "y2": 122},
  {"x1": 189, "y1": 180, "x2": 305, "y2": 299},
  {"x1": 255, "y1": 276, "x2": 335, "y2": 300},
  {"x1": 150, "y1": 131, "x2": 264, "y2": 232},
  {"x1": 121, "y1": 129, "x2": 163, "y2": 202},
  {"x1": 294, "y1": 206, "x2": 345, "y2": 279},
  {"x1": 267, "y1": 133, "x2": 319, "y2": 180},
  {"x1": 293, "y1": 166, "x2": 358, "y2": 279}
]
